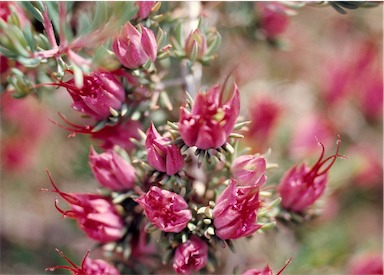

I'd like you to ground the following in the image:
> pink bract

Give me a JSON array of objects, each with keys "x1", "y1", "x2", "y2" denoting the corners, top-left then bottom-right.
[
  {"x1": 89, "y1": 146, "x2": 136, "y2": 191},
  {"x1": 231, "y1": 154, "x2": 267, "y2": 188},
  {"x1": 173, "y1": 235, "x2": 208, "y2": 274},
  {"x1": 145, "y1": 122, "x2": 185, "y2": 175},
  {"x1": 213, "y1": 179, "x2": 261, "y2": 240},
  {"x1": 135, "y1": 186, "x2": 192, "y2": 233},
  {"x1": 112, "y1": 22, "x2": 157, "y2": 69}
]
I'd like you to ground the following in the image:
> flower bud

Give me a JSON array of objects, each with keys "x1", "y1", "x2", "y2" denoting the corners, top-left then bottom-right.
[
  {"x1": 63, "y1": 71, "x2": 126, "y2": 120},
  {"x1": 145, "y1": 122, "x2": 185, "y2": 175},
  {"x1": 135, "y1": 1, "x2": 156, "y2": 20},
  {"x1": 213, "y1": 179, "x2": 261, "y2": 240},
  {"x1": 278, "y1": 137, "x2": 343, "y2": 212},
  {"x1": 184, "y1": 29, "x2": 207, "y2": 61},
  {"x1": 135, "y1": 186, "x2": 192, "y2": 233},
  {"x1": 179, "y1": 82, "x2": 240, "y2": 150},
  {"x1": 47, "y1": 173, "x2": 125, "y2": 242},
  {"x1": 231, "y1": 155, "x2": 267, "y2": 188},
  {"x1": 173, "y1": 235, "x2": 208, "y2": 274},
  {"x1": 112, "y1": 22, "x2": 157, "y2": 69},
  {"x1": 89, "y1": 146, "x2": 135, "y2": 191}
]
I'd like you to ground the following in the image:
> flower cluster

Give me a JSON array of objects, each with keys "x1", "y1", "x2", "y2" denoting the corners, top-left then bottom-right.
[{"x1": 4, "y1": 1, "x2": 381, "y2": 275}]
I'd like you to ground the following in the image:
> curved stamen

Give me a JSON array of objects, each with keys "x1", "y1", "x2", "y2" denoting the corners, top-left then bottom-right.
[
  {"x1": 316, "y1": 136, "x2": 344, "y2": 176},
  {"x1": 80, "y1": 250, "x2": 91, "y2": 270},
  {"x1": 46, "y1": 170, "x2": 84, "y2": 206},
  {"x1": 276, "y1": 257, "x2": 293, "y2": 275},
  {"x1": 305, "y1": 137, "x2": 325, "y2": 177}
]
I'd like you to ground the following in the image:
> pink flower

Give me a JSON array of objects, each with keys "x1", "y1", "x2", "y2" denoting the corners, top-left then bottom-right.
[
  {"x1": 289, "y1": 114, "x2": 335, "y2": 159},
  {"x1": 256, "y1": 3, "x2": 290, "y2": 39},
  {"x1": 61, "y1": 72, "x2": 126, "y2": 120},
  {"x1": 179, "y1": 83, "x2": 240, "y2": 149},
  {"x1": 213, "y1": 179, "x2": 261, "y2": 240},
  {"x1": 89, "y1": 146, "x2": 135, "y2": 191},
  {"x1": 135, "y1": 186, "x2": 192, "y2": 233},
  {"x1": 145, "y1": 122, "x2": 185, "y2": 175},
  {"x1": 231, "y1": 155, "x2": 267, "y2": 188},
  {"x1": 347, "y1": 253, "x2": 383, "y2": 275},
  {"x1": 112, "y1": 22, "x2": 157, "y2": 69},
  {"x1": 47, "y1": 172, "x2": 125, "y2": 242},
  {"x1": 173, "y1": 235, "x2": 208, "y2": 274},
  {"x1": 46, "y1": 249, "x2": 120, "y2": 275},
  {"x1": 278, "y1": 137, "x2": 343, "y2": 212},
  {"x1": 135, "y1": 1, "x2": 156, "y2": 20},
  {"x1": 247, "y1": 96, "x2": 282, "y2": 151}
]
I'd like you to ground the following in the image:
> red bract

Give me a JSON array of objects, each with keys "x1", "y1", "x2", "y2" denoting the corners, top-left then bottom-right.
[
  {"x1": 179, "y1": 83, "x2": 240, "y2": 150},
  {"x1": 112, "y1": 22, "x2": 157, "y2": 69},
  {"x1": 145, "y1": 122, "x2": 185, "y2": 175},
  {"x1": 231, "y1": 154, "x2": 267, "y2": 188},
  {"x1": 278, "y1": 137, "x2": 343, "y2": 212},
  {"x1": 213, "y1": 179, "x2": 261, "y2": 240},
  {"x1": 173, "y1": 235, "x2": 208, "y2": 274},
  {"x1": 46, "y1": 172, "x2": 125, "y2": 242},
  {"x1": 89, "y1": 146, "x2": 136, "y2": 191},
  {"x1": 135, "y1": 1, "x2": 156, "y2": 20},
  {"x1": 61, "y1": 72, "x2": 126, "y2": 120},
  {"x1": 135, "y1": 186, "x2": 192, "y2": 233},
  {"x1": 46, "y1": 249, "x2": 120, "y2": 275}
]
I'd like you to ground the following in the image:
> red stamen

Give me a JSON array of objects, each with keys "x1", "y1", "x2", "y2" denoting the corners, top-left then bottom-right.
[
  {"x1": 80, "y1": 250, "x2": 91, "y2": 270},
  {"x1": 276, "y1": 257, "x2": 293, "y2": 275},
  {"x1": 45, "y1": 248, "x2": 82, "y2": 273},
  {"x1": 45, "y1": 170, "x2": 84, "y2": 206}
]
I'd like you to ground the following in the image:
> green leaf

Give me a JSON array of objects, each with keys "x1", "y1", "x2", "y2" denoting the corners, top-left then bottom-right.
[
  {"x1": 22, "y1": 2, "x2": 44, "y2": 23},
  {"x1": 23, "y1": 24, "x2": 36, "y2": 52}
]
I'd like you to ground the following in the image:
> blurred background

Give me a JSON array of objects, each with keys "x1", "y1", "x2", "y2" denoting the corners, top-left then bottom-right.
[{"x1": 1, "y1": 2, "x2": 382, "y2": 274}]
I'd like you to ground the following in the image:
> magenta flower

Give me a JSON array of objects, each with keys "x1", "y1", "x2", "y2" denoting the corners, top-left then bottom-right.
[
  {"x1": 145, "y1": 122, "x2": 185, "y2": 175},
  {"x1": 231, "y1": 155, "x2": 267, "y2": 188},
  {"x1": 213, "y1": 179, "x2": 262, "y2": 240},
  {"x1": 290, "y1": 114, "x2": 335, "y2": 158},
  {"x1": 173, "y1": 235, "x2": 209, "y2": 274},
  {"x1": 247, "y1": 96, "x2": 282, "y2": 151},
  {"x1": 347, "y1": 253, "x2": 383, "y2": 275},
  {"x1": 46, "y1": 249, "x2": 120, "y2": 275},
  {"x1": 135, "y1": 186, "x2": 192, "y2": 233},
  {"x1": 89, "y1": 146, "x2": 135, "y2": 191},
  {"x1": 179, "y1": 83, "x2": 240, "y2": 150},
  {"x1": 112, "y1": 22, "x2": 157, "y2": 69},
  {"x1": 60, "y1": 72, "x2": 125, "y2": 120},
  {"x1": 278, "y1": 137, "x2": 343, "y2": 212},
  {"x1": 135, "y1": 1, "x2": 156, "y2": 20},
  {"x1": 256, "y1": 2, "x2": 289, "y2": 39},
  {"x1": 47, "y1": 172, "x2": 124, "y2": 242}
]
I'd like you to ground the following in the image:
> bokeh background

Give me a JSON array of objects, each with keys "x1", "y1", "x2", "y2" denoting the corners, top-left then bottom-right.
[{"x1": 1, "y1": 2, "x2": 382, "y2": 274}]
